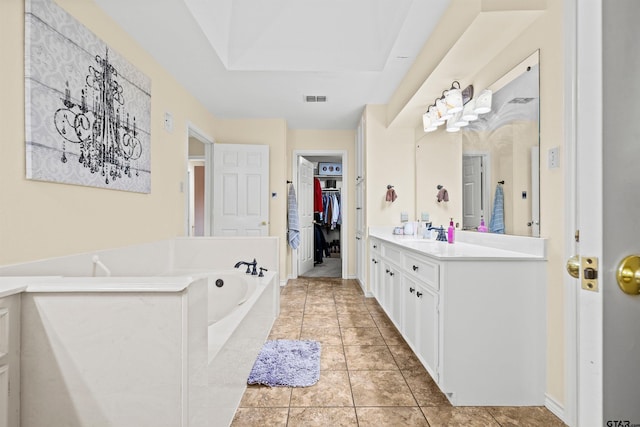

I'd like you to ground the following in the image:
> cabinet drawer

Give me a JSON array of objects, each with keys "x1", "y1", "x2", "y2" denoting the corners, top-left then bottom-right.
[
  {"x1": 381, "y1": 243, "x2": 402, "y2": 265},
  {"x1": 403, "y1": 252, "x2": 439, "y2": 290}
]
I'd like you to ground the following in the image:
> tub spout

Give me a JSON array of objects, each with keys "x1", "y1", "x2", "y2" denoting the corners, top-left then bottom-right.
[
  {"x1": 234, "y1": 259, "x2": 258, "y2": 275},
  {"x1": 92, "y1": 255, "x2": 111, "y2": 277}
]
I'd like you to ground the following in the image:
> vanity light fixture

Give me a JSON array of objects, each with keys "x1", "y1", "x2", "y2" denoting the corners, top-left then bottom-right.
[{"x1": 422, "y1": 81, "x2": 492, "y2": 133}]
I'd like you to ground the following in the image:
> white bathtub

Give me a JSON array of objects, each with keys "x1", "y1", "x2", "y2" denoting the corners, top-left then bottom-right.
[
  {"x1": 207, "y1": 271, "x2": 257, "y2": 324},
  {"x1": 0, "y1": 237, "x2": 280, "y2": 427}
]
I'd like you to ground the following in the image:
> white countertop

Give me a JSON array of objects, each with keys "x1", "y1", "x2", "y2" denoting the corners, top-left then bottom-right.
[
  {"x1": 369, "y1": 229, "x2": 546, "y2": 261},
  {"x1": 0, "y1": 276, "x2": 194, "y2": 293}
]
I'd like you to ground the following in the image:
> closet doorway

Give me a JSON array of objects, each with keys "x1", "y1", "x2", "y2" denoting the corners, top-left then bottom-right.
[
  {"x1": 186, "y1": 128, "x2": 211, "y2": 237},
  {"x1": 293, "y1": 151, "x2": 348, "y2": 279}
]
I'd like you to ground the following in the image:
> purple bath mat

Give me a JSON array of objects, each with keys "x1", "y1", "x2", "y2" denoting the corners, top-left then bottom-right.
[{"x1": 247, "y1": 339, "x2": 321, "y2": 387}]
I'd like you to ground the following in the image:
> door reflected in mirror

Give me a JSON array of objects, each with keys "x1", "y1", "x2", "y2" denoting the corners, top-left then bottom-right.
[{"x1": 462, "y1": 51, "x2": 540, "y2": 237}]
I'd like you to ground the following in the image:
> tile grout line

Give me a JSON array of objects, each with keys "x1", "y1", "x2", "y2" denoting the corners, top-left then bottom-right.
[{"x1": 331, "y1": 281, "x2": 362, "y2": 426}]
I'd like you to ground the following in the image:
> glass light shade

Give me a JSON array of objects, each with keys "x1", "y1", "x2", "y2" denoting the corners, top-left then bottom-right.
[
  {"x1": 423, "y1": 112, "x2": 437, "y2": 132},
  {"x1": 462, "y1": 99, "x2": 478, "y2": 121},
  {"x1": 474, "y1": 89, "x2": 492, "y2": 114},
  {"x1": 436, "y1": 98, "x2": 452, "y2": 121},
  {"x1": 446, "y1": 116, "x2": 460, "y2": 132},
  {"x1": 452, "y1": 111, "x2": 469, "y2": 127},
  {"x1": 445, "y1": 88, "x2": 463, "y2": 113},
  {"x1": 428, "y1": 105, "x2": 444, "y2": 125}
]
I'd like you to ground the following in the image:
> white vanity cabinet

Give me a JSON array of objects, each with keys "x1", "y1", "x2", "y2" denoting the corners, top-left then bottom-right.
[
  {"x1": 368, "y1": 233, "x2": 546, "y2": 407},
  {"x1": 0, "y1": 293, "x2": 20, "y2": 427}
]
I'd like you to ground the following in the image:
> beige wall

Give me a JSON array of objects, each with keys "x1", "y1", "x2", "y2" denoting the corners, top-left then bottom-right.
[
  {"x1": 364, "y1": 105, "x2": 416, "y2": 228},
  {"x1": 286, "y1": 129, "x2": 356, "y2": 277},
  {"x1": 0, "y1": 0, "x2": 217, "y2": 265},
  {"x1": 415, "y1": 131, "x2": 463, "y2": 229}
]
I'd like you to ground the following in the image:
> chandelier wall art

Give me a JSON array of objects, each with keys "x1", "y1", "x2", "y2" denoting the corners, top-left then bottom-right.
[{"x1": 25, "y1": 0, "x2": 151, "y2": 193}]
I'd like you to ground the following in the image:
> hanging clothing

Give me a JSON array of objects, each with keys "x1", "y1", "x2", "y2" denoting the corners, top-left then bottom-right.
[
  {"x1": 287, "y1": 183, "x2": 300, "y2": 249},
  {"x1": 313, "y1": 223, "x2": 327, "y2": 264},
  {"x1": 489, "y1": 184, "x2": 505, "y2": 234},
  {"x1": 330, "y1": 192, "x2": 340, "y2": 229},
  {"x1": 314, "y1": 178, "x2": 323, "y2": 213}
]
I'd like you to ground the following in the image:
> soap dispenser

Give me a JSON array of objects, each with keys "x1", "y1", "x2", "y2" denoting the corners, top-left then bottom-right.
[
  {"x1": 477, "y1": 216, "x2": 488, "y2": 232},
  {"x1": 447, "y1": 218, "x2": 455, "y2": 244}
]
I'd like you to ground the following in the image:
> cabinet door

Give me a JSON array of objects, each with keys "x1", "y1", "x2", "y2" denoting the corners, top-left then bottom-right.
[
  {"x1": 355, "y1": 181, "x2": 364, "y2": 235},
  {"x1": 415, "y1": 282, "x2": 439, "y2": 381},
  {"x1": 401, "y1": 275, "x2": 419, "y2": 349},
  {"x1": 382, "y1": 261, "x2": 401, "y2": 328},
  {"x1": 369, "y1": 253, "x2": 380, "y2": 300}
]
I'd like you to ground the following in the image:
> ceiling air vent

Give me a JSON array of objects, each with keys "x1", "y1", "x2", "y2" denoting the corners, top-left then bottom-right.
[
  {"x1": 304, "y1": 95, "x2": 327, "y2": 103},
  {"x1": 508, "y1": 97, "x2": 535, "y2": 104}
]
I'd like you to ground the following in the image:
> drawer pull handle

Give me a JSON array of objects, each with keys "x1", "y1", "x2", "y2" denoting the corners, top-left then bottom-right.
[
  {"x1": 373, "y1": 245, "x2": 377, "y2": 249},
  {"x1": 412, "y1": 265, "x2": 419, "y2": 271},
  {"x1": 416, "y1": 291, "x2": 423, "y2": 298},
  {"x1": 385, "y1": 269, "x2": 390, "y2": 273},
  {"x1": 389, "y1": 271, "x2": 394, "y2": 276},
  {"x1": 409, "y1": 287, "x2": 415, "y2": 293}
]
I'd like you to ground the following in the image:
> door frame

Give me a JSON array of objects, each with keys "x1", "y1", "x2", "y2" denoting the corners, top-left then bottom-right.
[
  {"x1": 292, "y1": 150, "x2": 348, "y2": 279},
  {"x1": 185, "y1": 123, "x2": 215, "y2": 236},
  {"x1": 563, "y1": 0, "x2": 603, "y2": 424}
]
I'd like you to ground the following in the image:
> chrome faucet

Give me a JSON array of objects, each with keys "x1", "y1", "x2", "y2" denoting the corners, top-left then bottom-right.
[{"x1": 234, "y1": 258, "x2": 258, "y2": 275}]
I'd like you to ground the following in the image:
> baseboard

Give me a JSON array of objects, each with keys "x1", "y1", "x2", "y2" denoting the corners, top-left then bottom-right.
[{"x1": 545, "y1": 393, "x2": 567, "y2": 424}]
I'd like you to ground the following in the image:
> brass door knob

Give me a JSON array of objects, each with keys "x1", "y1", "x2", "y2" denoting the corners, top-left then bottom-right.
[
  {"x1": 616, "y1": 255, "x2": 640, "y2": 295},
  {"x1": 566, "y1": 255, "x2": 580, "y2": 278}
]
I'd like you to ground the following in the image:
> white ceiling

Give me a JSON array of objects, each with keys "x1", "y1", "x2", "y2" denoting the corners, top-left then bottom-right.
[{"x1": 92, "y1": 0, "x2": 450, "y2": 129}]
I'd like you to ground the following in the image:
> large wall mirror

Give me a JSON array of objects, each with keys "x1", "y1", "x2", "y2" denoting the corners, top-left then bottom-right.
[{"x1": 462, "y1": 51, "x2": 540, "y2": 237}]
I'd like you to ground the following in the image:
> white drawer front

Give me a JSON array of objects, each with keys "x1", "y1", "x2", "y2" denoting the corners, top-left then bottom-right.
[
  {"x1": 403, "y1": 252, "x2": 439, "y2": 290},
  {"x1": 381, "y1": 243, "x2": 402, "y2": 265}
]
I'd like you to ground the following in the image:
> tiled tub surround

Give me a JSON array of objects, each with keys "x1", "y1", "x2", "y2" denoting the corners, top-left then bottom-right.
[
  {"x1": 367, "y1": 228, "x2": 547, "y2": 407},
  {"x1": 0, "y1": 237, "x2": 281, "y2": 427}
]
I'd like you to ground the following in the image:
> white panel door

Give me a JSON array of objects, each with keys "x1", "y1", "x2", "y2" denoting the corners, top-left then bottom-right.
[
  {"x1": 462, "y1": 155, "x2": 483, "y2": 230},
  {"x1": 212, "y1": 143, "x2": 269, "y2": 236},
  {"x1": 298, "y1": 157, "x2": 314, "y2": 276}
]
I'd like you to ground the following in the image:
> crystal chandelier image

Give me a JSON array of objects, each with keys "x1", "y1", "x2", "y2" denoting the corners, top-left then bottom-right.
[{"x1": 54, "y1": 48, "x2": 143, "y2": 185}]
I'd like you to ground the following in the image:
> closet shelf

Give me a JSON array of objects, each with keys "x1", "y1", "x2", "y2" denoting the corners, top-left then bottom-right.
[{"x1": 315, "y1": 175, "x2": 342, "y2": 178}]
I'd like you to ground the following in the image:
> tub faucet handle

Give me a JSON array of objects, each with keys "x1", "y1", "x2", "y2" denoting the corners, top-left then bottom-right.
[{"x1": 259, "y1": 267, "x2": 268, "y2": 277}]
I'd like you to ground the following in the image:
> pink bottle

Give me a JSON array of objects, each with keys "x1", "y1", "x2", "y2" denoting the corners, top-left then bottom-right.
[
  {"x1": 447, "y1": 218, "x2": 455, "y2": 244},
  {"x1": 478, "y1": 216, "x2": 488, "y2": 232}
]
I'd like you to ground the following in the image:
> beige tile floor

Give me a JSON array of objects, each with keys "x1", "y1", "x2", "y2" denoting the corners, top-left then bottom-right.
[{"x1": 231, "y1": 278, "x2": 566, "y2": 427}]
